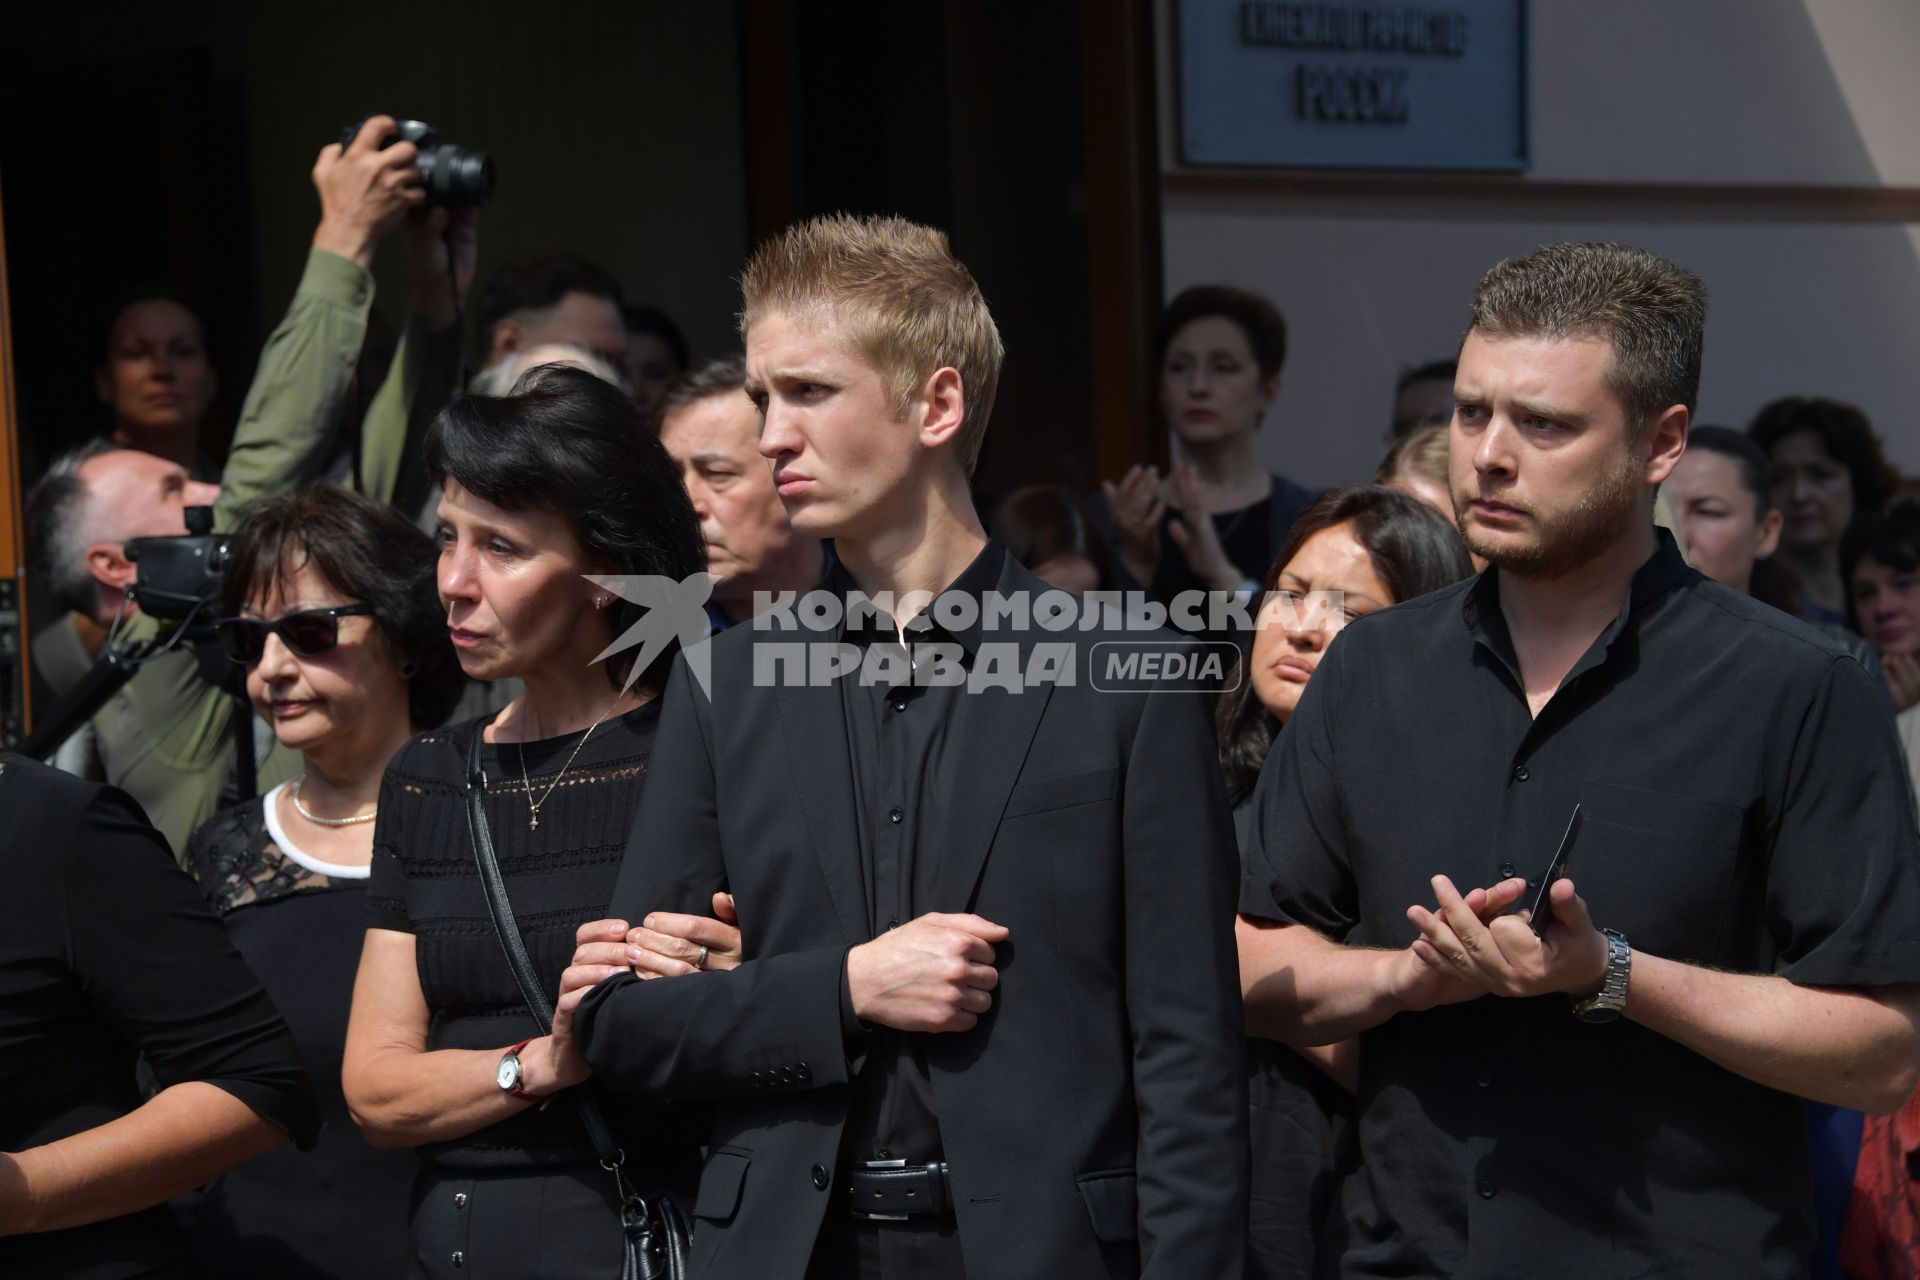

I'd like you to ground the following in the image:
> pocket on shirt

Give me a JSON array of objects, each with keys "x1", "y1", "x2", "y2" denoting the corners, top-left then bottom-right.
[
  {"x1": 1569, "y1": 783, "x2": 1747, "y2": 961},
  {"x1": 1002, "y1": 767, "x2": 1119, "y2": 820}
]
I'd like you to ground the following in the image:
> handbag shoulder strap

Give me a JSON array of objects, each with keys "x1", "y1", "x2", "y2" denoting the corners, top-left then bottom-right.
[{"x1": 463, "y1": 727, "x2": 625, "y2": 1167}]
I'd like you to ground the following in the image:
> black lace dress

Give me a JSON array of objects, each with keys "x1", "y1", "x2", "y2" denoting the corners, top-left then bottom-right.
[
  {"x1": 183, "y1": 784, "x2": 415, "y2": 1279},
  {"x1": 365, "y1": 705, "x2": 704, "y2": 1278}
]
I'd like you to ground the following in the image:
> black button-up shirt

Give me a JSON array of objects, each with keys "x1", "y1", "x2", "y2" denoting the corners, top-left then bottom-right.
[
  {"x1": 1241, "y1": 531, "x2": 1920, "y2": 1279},
  {"x1": 834, "y1": 541, "x2": 1005, "y2": 1167}
]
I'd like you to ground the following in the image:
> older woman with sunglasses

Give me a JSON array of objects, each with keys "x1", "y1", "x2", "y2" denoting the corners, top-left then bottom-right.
[{"x1": 184, "y1": 484, "x2": 464, "y2": 1278}]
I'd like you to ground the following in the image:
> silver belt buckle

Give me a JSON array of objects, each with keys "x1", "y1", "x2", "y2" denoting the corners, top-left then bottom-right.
[{"x1": 850, "y1": 1158, "x2": 910, "y2": 1221}]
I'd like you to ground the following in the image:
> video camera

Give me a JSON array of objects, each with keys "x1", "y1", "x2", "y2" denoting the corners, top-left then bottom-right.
[
  {"x1": 22, "y1": 504, "x2": 249, "y2": 765},
  {"x1": 124, "y1": 502, "x2": 227, "y2": 622}
]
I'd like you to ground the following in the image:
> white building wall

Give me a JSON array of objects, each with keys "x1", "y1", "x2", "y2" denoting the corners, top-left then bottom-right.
[{"x1": 1158, "y1": 0, "x2": 1920, "y2": 486}]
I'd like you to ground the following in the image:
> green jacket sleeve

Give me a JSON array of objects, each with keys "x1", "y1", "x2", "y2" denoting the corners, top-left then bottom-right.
[
  {"x1": 210, "y1": 247, "x2": 374, "y2": 529},
  {"x1": 357, "y1": 313, "x2": 464, "y2": 514}
]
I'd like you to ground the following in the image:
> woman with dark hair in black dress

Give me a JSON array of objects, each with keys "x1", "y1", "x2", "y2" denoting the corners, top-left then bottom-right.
[
  {"x1": 342, "y1": 364, "x2": 710, "y2": 1278},
  {"x1": 184, "y1": 483, "x2": 465, "y2": 1277},
  {"x1": 1220, "y1": 486, "x2": 1473, "y2": 1279},
  {"x1": 1100, "y1": 285, "x2": 1322, "y2": 632}
]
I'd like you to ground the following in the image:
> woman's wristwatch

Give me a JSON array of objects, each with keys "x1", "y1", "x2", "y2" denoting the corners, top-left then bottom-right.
[
  {"x1": 1572, "y1": 929, "x2": 1631, "y2": 1023},
  {"x1": 496, "y1": 1038, "x2": 542, "y2": 1100}
]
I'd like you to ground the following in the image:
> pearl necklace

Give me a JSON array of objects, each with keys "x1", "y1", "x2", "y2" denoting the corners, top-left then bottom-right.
[{"x1": 289, "y1": 775, "x2": 378, "y2": 827}]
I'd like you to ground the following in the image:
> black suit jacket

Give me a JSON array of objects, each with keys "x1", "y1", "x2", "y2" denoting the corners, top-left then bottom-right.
[{"x1": 576, "y1": 557, "x2": 1248, "y2": 1279}]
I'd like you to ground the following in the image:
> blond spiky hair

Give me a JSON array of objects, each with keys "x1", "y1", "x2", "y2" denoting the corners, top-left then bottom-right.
[{"x1": 739, "y1": 213, "x2": 1005, "y2": 475}]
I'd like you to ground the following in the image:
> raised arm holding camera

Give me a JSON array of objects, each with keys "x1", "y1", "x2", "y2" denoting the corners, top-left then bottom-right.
[{"x1": 23, "y1": 115, "x2": 479, "y2": 857}]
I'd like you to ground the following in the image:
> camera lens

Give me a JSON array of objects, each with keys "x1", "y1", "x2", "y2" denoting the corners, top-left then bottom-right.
[{"x1": 420, "y1": 145, "x2": 496, "y2": 209}]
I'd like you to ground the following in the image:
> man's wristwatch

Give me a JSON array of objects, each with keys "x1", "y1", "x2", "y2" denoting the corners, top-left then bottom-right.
[
  {"x1": 1572, "y1": 928, "x2": 1631, "y2": 1023},
  {"x1": 496, "y1": 1038, "x2": 541, "y2": 1100}
]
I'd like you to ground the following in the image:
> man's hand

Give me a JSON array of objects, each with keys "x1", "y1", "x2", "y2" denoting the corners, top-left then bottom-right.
[
  {"x1": 1166, "y1": 463, "x2": 1245, "y2": 592},
  {"x1": 405, "y1": 206, "x2": 479, "y2": 329},
  {"x1": 846, "y1": 913, "x2": 1007, "y2": 1033},
  {"x1": 310, "y1": 115, "x2": 423, "y2": 269},
  {"x1": 1886, "y1": 652, "x2": 1920, "y2": 714},
  {"x1": 1382, "y1": 879, "x2": 1527, "y2": 1012},
  {"x1": 628, "y1": 894, "x2": 744, "y2": 978},
  {"x1": 1102, "y1": 464, "x2": 1166, "y2": 587},
  {"x1": 1408, "y1": 874, "x2": 1609, "y2": 1000}
]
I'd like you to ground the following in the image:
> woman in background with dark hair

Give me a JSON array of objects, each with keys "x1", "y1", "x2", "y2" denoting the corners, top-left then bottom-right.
[
  {"x1": 1750, "y1": 396, "x2": 1899, "y2": 629},
  {"x1": 1221, "y1": 486, "x2": 1473, "y2": 1280},
  {"x1": 1844, "y1": 502, "x2": 1920, "y2": 783},
  {"x1": 990, "y1": 482, "x2": 1115, "y2": 593},
  {"x1": 1101, "y1": 285, "x2": 1320, "y2": 616},
  {"x1": 1669, "y1": 428, "x2": 1889, "y2": 694},
  {"x1": 1664, "y1": 427, "x2": 1792, "y2": 611},
  {"x1": 342, "y1": 365, "x2": 711, "y2": 1279},
  {"x1": 95, "y1": 285, "x2": 220, "y2": 477},
  {"x1": 183, "y1": 484, "x2": 464, "y2": 1277}
]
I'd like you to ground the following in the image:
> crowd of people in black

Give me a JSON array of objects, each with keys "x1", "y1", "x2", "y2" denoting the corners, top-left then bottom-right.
[{"x1": 5, "y1": 117, "x2": 1920, "y2": 1280}]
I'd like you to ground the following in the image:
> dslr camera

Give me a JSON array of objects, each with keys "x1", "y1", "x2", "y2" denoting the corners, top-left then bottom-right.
[{"x1": 339, "y1": 115, "x2": 496, "y2": 209}]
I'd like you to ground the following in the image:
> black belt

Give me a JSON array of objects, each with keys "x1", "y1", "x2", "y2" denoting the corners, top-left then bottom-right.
[{"x1": 847, "y1": 1159, "x2": 952, "y2": 1220}]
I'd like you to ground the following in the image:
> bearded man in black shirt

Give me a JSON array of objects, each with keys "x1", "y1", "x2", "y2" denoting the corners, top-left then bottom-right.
[{"x1": 1237, "y1": 241, "x2": 1920, "y2": 1279}]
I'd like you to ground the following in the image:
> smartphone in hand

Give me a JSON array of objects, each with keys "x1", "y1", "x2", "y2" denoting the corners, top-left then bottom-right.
[{"x1": 1525, "y1": 805, "x2": 1584, "y2": 936}]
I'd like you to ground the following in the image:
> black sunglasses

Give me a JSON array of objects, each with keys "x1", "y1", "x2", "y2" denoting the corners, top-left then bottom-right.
[{"x1": 216, "y1": 605, "x2": 377, "y2": 664}]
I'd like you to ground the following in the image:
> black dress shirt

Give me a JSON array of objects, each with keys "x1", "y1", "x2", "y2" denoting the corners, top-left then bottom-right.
[
  {"x1": 366, "y1": 707, "x2": 705, "y2": 1181},
  {"x1": 1241, "y1": 531, "x2": 1920, "y2": 1279},
  {"x1": 832, "y1": 541, "x2": 1006, "y2": 1168}
]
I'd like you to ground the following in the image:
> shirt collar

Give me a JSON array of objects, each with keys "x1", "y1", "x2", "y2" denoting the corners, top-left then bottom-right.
[
  {"x1": 829, "y1": 540, "x2": 1007, "y2": 657},
  {"x1": 1462, "y1": 526, "x2": 1694, "y2": 682}
]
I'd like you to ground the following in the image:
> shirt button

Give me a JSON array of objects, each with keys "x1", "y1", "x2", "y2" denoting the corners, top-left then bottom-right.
[
  {"x1": 811, "y1": 1163, "x2": 830, "y2": 1190},
  {"x1": 453, "y1": 1192, "x2": 468, "y2": 1209},
  {"x1": 1478, "y1": 1179, "x2": 1496, "y2": 1199},
  {"x1": 451, "y1": 1251, "x2": 466, "y2": 1268},
  {"x1": 1477, "y1": 1071, "x2": 1493, "y2": 1089},
  {"x1": 889, "y1": 806, "x2": 904, "y2": 825},
  {"x1": 892, "y1": 699, "x2": 908, "y2": 713},
  {"x1": 1498, "y1": 862, "x2": 1516, "y2": 879},
  {"x1": 1512, "y1": 764, "x2": 1530, "y2": 782}
]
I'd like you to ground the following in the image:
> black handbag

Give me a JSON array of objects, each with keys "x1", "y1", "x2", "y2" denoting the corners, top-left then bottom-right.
[{"x1": 463, "y1": 729, "x2": 693, "y2": 1280}]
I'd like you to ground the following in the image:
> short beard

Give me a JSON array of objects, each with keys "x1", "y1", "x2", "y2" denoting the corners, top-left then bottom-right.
[{"x1": 1458, "y1": 456, "x2": 1644, "y2": 580}]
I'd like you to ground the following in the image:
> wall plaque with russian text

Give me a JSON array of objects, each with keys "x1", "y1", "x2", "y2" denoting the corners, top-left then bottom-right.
[{"x1": 1178, "y1": 0, "x2": 1529, "y2": 170}]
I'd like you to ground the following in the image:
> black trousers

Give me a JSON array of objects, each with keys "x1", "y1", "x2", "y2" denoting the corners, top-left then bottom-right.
[
  {"x1": 804, "y1": 1203, "x2": 968, "y2": 1280},
  {"x1": 1245, "y1": 1037, "x2": 1355, "y2": 1280},
  {"x1": 407, "y1": 1163, "x2": 629, "y2": 1280}
]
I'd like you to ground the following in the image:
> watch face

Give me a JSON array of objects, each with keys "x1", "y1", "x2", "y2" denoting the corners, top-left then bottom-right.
[{"x1": 497, "y1": 1053, "x2": 520, "y2": 1091}]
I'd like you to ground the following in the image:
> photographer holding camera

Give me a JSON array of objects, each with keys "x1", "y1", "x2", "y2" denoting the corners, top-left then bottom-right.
[{"x1": 25, "y1": 115, "x2": 479, "y2": 858}]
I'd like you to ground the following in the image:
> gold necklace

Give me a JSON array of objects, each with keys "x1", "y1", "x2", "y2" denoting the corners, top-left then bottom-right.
[
  {"x1": 290, "y1": 775, "x2": 378, "y2": 827},
  {"x1": 515, "y1": 697, "x2": 625, "y2": 832}
]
